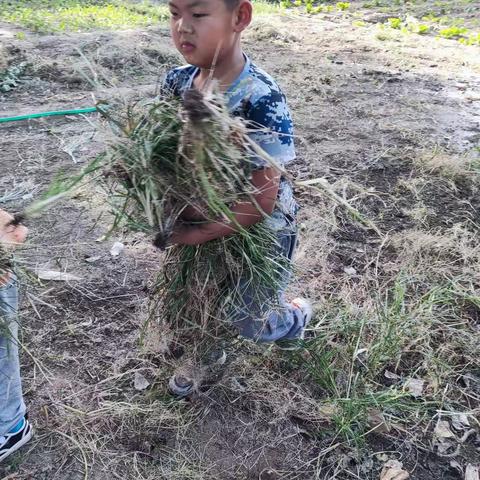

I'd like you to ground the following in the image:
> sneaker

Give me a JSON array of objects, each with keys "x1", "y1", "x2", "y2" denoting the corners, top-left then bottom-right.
[
  {"x1": 275, "y1": 298, "x2": 313, "y2": 351},
  {"x1": 168, "y1": 374, "x2": 195, "y2": 398},
  {"x1": 168, "y1": 348, "x2": 228, "y2": 398},
  {"x1": 0, "y1": 416, "x2": 33, "y2": 463}
]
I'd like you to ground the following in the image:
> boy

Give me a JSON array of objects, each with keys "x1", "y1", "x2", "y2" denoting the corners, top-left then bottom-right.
[
  {"x1": 0, "y1": 209, "x2": 32, "y2": 462},
  {"x1": 164, "y1": 0, "x2": 312, "y2": 396}
]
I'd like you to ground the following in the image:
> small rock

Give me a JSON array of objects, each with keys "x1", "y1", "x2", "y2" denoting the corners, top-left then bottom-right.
[
  {"x1": 110, "y1": 242, "x2": 124, "y2": 257},
  {"x1": 134, "y1": 372, "x2": 150, "y2": 391},
  {"x1": 344, "y1": 266, "x2": 357, "y2": 276},
  {"x1": 85, "y1": 255, "x2": 102, "y2": 263}
]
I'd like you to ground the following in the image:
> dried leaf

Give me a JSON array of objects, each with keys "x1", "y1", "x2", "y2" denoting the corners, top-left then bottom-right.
[
  {"x1": 376, "y1": 453, "x2": 390, "y2": 462},
  {"x1": 380, "y1": 460, "x2": 409, "y2": 480},
  {"x1": 465, "y1": 464, "x2": 479, "y2": 480},
  {"x1": 318, "y1": 403, "x2": 339, "y2": 419},
  {"x1": 37, "y1": 270, "x2": 82, "y2": 281},
  {"x1": 368, "y1": 409, "x2": 391, "y2": 433},
  {"x1": 384, "y1": 370, "x2": 400, "y2": 380},
  {"x1": 451, "y1": 413, "x2": 470, "y2": 431},
  {"x1": 433, "y1": 420, "x2": 457, "y2": 455},
  {"x1": 134, "y1": 372, "x2": 150, "y2": 391},
  {"x1": 434, "y1": 420, "x2": 455, "y2": 439},
  {"x1": 404, "y1": 378, "x2": 425, "y2": 397}
]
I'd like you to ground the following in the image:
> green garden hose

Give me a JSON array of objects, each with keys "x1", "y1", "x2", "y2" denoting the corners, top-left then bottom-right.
[{"x1": 0, "y1": 106, "x2": 98, "y2": 124}]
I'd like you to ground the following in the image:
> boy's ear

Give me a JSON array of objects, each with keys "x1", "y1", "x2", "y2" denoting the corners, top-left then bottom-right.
[{"x1": 233, "y1": 0, "x2": 252, "y2": 32}]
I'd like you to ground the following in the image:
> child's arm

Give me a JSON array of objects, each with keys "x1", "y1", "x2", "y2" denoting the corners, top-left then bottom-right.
[
  {"x1": 0, "y1": 209, "x2": 28, "y2": 285},
  {"x1": 170, "y1": 167, "x2": 280, "y2": 246}
]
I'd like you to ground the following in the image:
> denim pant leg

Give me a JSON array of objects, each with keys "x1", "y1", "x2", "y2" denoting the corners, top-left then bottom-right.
[
  {"x1": 0, "y1": 276, "x2": 26, "y2": 436},
  {"x1": 230, "y1": 223, "x2": 305, "y2": 343}
]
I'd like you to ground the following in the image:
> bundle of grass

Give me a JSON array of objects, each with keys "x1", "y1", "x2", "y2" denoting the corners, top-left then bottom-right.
[
  {"x1": 0, "y1": 245, "x2": 11, "y2": 278},
  {"x1": 0, "y1": 212, "x2": 21, "y2": 279},
  {"x1": 97, "y1": 88, "x2": 290, "y2": 343}
]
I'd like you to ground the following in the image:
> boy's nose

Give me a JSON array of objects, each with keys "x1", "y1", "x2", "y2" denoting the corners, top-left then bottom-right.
[{"x1": 177, "y1": 18, "x2": 194, "y2": 34}]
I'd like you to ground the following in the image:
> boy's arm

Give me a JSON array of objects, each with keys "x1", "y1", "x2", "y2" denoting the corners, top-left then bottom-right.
[{"x1": 170, "y1": 167, "x2": 280, "y2": 246}]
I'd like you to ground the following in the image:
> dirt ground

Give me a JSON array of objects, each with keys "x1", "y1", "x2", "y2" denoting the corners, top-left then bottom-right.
[{"x1": 1, "y1": 1, "x2": 479, "y2": 479}]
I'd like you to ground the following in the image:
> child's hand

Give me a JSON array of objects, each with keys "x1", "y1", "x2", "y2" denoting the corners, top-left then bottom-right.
[
  {"x1": 180, "y1": 205, "x2": 207, "y2": 222},
  {"x1": 0, "y1": 209, "x2": 28, "y2": 286},
  {"x1": 169, "y1": 223, "x2": 201, "y2": 246},
  {"x1": 0, "y1": 209, "x2": 28, "y2": 246}
]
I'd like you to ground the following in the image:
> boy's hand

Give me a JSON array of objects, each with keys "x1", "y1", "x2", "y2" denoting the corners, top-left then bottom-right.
[
  {"x1": 0, "y1": 209, "x2": 28, "y2": 245},
  {"x1": 169, "y1": 223, "x2": 202, "y2": 246},
  {"x1": 0, "y1": 209, "x2": 28, "y2": 285}
]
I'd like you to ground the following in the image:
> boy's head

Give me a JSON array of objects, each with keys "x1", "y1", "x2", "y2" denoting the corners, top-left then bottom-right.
[{"x1": 168, "y1": 0, "x2": 252, "y2": 69}]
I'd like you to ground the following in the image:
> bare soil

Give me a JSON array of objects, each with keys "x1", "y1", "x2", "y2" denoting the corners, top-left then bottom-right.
[{"x1": 0, "y1": 1, "x2": 479, "y2": 479}]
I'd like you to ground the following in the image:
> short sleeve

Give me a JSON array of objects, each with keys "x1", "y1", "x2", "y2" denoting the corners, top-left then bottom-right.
[
  {"x1": 161, "y1": 66, "x2": 196, "y2": 97},
  {"x1": 162, "y1": 69, "x2": 176, "y2": 92},
  {"x1": 246, "y1": 90, "x2": 296, "y2": 169},
  {"x1": 162, "y1": 68, "x2": 182, "y2": 97}
]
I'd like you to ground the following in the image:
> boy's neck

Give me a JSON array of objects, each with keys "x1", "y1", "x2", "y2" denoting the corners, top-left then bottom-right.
[{"x1": 194, "y1": 46, "x2": 246, "y2": 92}]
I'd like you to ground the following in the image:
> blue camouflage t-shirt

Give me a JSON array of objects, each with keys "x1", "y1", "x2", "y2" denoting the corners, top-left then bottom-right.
[{"x1": 163, "y1": 55, "x2": 298, "y2": 225}]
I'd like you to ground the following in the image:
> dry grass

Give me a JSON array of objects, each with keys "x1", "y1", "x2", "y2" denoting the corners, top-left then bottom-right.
[
  {"x1": 0, "y1": 45, "x2": 8, "y2": 72},
  {"x1": 415, "y1": 148, "x2": 480, "y2": 179}
]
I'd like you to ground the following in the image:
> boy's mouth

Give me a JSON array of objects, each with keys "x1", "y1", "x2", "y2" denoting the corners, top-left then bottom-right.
[{"x1": 180, "y1": 42, "x2": 196, "y2": 54}]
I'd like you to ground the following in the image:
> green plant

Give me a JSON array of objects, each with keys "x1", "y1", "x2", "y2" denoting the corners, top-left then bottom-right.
[
  {"x1": 406, "y1": 19, "x2": 430, "y2": 35},
  {"x1": 336, "y1": 2, "x2": 350, "y2": 11},
  {"x1": 439, "y1": 26, "x2": 468, "y2": 38},
  {"x1": 333, "y1": 389, "x2": 412, "y2": 445},
  {"x1": 416, "y1": 24, "x2": 430, "y2": 34},
  {"x1": 388, "y1": 17, "x2": 402, "y2": 29},
  {"x1": 0, "y1": 1, "x2": 166, "y2": 33},
  {"x1": 0, "y1": 0, "x2": 282, "y2": 32},
  {"x1": 0, "y1": 62, "x2": 28, "y2": 93},
  {"x1": 459, "y1": 32, "x2": 480, "y2": 45},
  {"x1": 422, "y1": 13, "x2": 441, "y2": 23}
]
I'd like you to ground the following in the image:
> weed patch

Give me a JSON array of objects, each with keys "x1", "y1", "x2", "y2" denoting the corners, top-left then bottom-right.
[
  {"x1": 0, "y1": 62, "x2": 28, "y2": 93},
  {"x1": 0, "y1": 0, "x2": 281, "y2": 32}
]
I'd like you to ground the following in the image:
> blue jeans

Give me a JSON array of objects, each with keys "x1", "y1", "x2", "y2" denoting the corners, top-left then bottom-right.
[
  {"x1": 230, "y1": 214, "x2": 304, "y2": 342},
  {"x1": 0, "y1": 275, "x2": 26, "y2": 436}
]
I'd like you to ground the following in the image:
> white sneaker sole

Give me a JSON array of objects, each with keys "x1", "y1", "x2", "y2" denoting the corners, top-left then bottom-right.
[{"x1": 0, "y1": 426, "x2": 33, "y2": 462}]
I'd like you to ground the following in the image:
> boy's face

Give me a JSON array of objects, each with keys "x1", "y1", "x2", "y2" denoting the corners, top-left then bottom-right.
[{"x1": 169, "y1": 0, "x2": 242, "y2": 68}]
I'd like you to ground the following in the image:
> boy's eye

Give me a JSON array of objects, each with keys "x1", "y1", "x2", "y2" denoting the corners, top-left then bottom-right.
[
  {"x1": 192, "y1": 13, "x2": 208, "y2": 18},
  {"x1": 170, "y1": 11, "x2": 179, "y2": 17}
]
